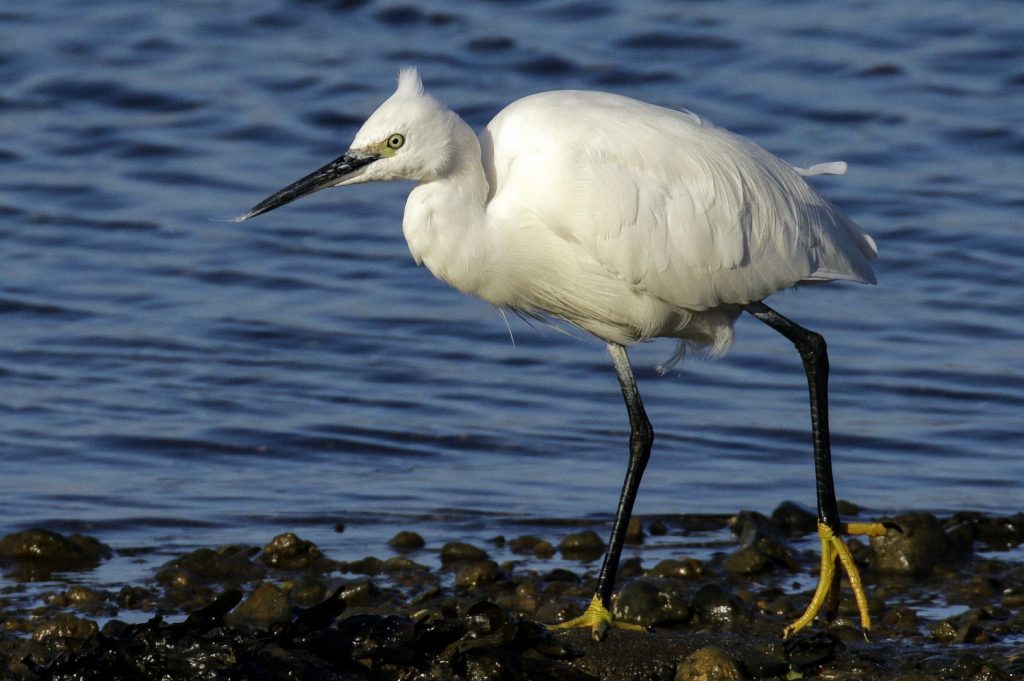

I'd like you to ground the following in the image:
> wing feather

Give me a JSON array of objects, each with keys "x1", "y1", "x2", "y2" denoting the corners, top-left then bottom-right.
[{"x1": 485, "y1": 91, "x2": 876, "y2": 313}]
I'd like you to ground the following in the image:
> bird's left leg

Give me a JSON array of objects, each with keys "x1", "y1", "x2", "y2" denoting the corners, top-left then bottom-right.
[
  {"x1": 746, "y1": 302, "x2": 887, "y2": 638},
  {"x1": 548, "y1": 343, "x2": 650, "y2": 640}
]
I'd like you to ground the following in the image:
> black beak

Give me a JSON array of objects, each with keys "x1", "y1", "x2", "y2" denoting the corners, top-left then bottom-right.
[{"x1": 235, "y1": 151, "x2": 379, "y2": 221}]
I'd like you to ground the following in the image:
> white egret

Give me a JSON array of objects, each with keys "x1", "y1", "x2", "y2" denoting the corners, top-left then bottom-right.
[{"x1": 238, "y1": 68, "x2": 887, "y2": 640}]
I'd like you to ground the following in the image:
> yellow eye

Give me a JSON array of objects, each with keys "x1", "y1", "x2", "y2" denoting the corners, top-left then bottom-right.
[{"x1": 387, "y1": 133, "x2": 405, "y2": 150}]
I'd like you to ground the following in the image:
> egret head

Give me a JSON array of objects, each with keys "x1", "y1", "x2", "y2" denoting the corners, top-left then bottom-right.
[{"x1": 237, "y1": 67, "x2": 457, "y2": 221}]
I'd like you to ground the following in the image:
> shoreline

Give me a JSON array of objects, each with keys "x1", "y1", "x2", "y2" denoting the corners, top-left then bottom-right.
[{"x1": 2, "y1": 506, "x2": 1023, "y2": 679}]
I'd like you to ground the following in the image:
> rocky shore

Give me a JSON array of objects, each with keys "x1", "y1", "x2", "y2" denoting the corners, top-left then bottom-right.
[{"x1": 2, "y1": 504, "x2": 1023, "y2": 680}]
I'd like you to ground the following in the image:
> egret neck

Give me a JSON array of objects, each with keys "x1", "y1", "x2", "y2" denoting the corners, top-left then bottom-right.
[{"x1": 403, "y1": 115, "x2": 495, "y2": 303}]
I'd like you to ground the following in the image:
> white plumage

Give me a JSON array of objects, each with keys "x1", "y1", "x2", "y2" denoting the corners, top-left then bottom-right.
[
  {"x1": 286, "y1": 68, "x2": 876, "y2": 360},
  {"x1": 476, "y1": 87, "x2": 876, "y2": 355}
]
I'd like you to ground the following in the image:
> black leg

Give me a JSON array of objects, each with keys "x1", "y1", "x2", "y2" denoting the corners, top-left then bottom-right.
[
  {"x1": 596, "y1": 343, "x2": 654, "y2": 606},
  {"x1": 745, "y1": 302, "x2": 840, "y2": 531}
]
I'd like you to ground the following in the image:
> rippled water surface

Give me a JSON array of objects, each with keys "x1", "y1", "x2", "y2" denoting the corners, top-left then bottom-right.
[{"x1": 2, "y1": 1, "x2": 1022, "y2": 584}]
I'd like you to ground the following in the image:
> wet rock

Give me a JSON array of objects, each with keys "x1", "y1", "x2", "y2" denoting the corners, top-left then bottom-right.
[
  {"x1": 836, "y1": 499, "x2": 862, "y2": 515},
  {"x1": 872, "y1": 512, "x2": 965, "y2": 576},
  {"x1": 690, "y1": 583, "x2": 748, "y2": 628},
  {"x1": 612, "y1": 578, "x2": 690, "y2": 627},
  {"x1": 0, "y1": 529, "x2": 112, "y2": 578},
  {"x1": 9, "y1": 511, "x2": 1024, "y2": 680},
  {"x1": 723, "y1": 545, "x2": 770, "y2": 576},
  {"x1": 883, "y1": 604, "x2": 920, "y2": 629},
  {"x1": 45, "y1": 585, "x2": 113, "y2": 615},
  {"x1": 647, "y1": 557, "x2": 704, "y2": 580},
  {"x1": 344, "y1": 555, "x2": 384, "y2": 575},
  {"x1": 619, "y1": 555, "x2": 644, "y2": 578},
  {"x1": 533, "y1": 540, "x2": 556, "y2": 558},
  {"x1": 544, "y1": 567, "x2": 579, "y2": 583},
  {"x1": 950, "y1": 512, "x2": 1024, "y2": 552},
  {"x1": 32, "y1": 613, "x2": 99, "y2": 649},
  {"x1": 512, "y1": 581, "x2": 540, "y2": 613},
  {"x1": 161, "y1": 544, "x2": 265, "y2": 584},
  {"x1": 969, "y1": 665, "x2": 1009, "y2": 681},
  {"x1": 931, "y1": 619, "x2": 960, "y2": 645},
  {"x1": 260, "y1": 532, "x2": 333, "y2": 572},
  {"x1": 387, "y1": 530, "x2": 425, "y2": 550},
  {"x1": 730, "y1": 510, "x2": 793, "y2": 567},
  {"x1": 282, "y1": 573, "x2": 328, "y2": 607},
  {"x1": 951, "y1": 652, "x2": 985, "y2": 679},
  {"x1": 649, "y1": 519, "x2": 669, "y2": 535},
  {"x1": 382, "y1": 556, "x2": 429, "y2": 573},
  {"x1": 455, "y1": 560, "x2": 500, "y2": 589},
  {"x1": 559, "y1": 529, "x2": 605, "y2": 561},
  {"x1": 979, "y1": 513, "x2": 1024, "y2": 550},
  {"x1": 337, "y1": 578, "x2": 379, "y2": 607},
  {"x1": 225, "y1": 582, "x2": 292, "y2": 629},
  {"x1": 675, "y1": 646, "x2": 743, "y2": 681},
  {"x1": 625, "y1": 516, "x2": 645, "y2": 545},
  {"x1": 154, "y1": 564, "x2": 218, "y2": 611},
  {"x1": 509, "y1": 534, "x2": 556, "y2": 557},
  {"x1": 928, "y1": 610, "x2": 991, "y2": 647},
  {"x1": 771, "y1": 500, "x2": 818, "y2": 537},
  {"x1": 784, "y1": 631, "x2": 842, "y2": 672},
  {"x1": 118, "y1": 584, "x2": 159, "y2": 611},
  {"x1": 440, "y1": 540, "x2": 489, "y2": 564},
  {"x1": 732, "y1": 510, "x2": 786, "y2": 543}
]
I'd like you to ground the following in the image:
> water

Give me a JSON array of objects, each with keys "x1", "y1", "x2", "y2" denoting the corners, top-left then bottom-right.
[{"x1": 2, "y1": 0, "x2": 1022, "y2": 591}]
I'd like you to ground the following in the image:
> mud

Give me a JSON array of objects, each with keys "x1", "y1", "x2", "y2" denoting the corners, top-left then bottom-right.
[{"x1": 2, "y1": 505, "x2": 1024, "y2": 680}]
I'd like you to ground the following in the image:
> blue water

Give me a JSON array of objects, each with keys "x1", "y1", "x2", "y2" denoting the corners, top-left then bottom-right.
[{"x1": 2, "y1": 0, "x2": 1023, "y2": 588}]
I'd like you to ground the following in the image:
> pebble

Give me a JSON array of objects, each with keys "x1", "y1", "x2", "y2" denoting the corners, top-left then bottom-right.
[
  {"x1": 0, "y1": 529, "x2": 112, "y2": 577},
  {"x1": 625, "y1": 517, "x2": 645, "y2": 545},
  {"x1": 160, "y1": 546, "x2": 265, "y2": 585},
  {"x1": 455, "y1": 560, "x2": 501, "y2": 589},
  {"x1": 675, "y1": 646, "x2": 743, "y2": 681},
  {"x1": 730, "y1": 510, "x2": 793, "y2": 567},
  {"x1": 871, "y1": 512, "x2": 963, "y2": 576},
  {"x1": 32, "y1": 614, "x2": 98, "y2": 647},
  {"x1": 337, "y1": 578, "x2": 379, "y2": 607},
  {"x1": 771, "y1": 500, "x2": 818, "y2": 536},
  {"x1": 690, "y1": 584, "x2": 748, "y2": 628},
  {"x1": 837, "y1": 499, "x2": 862, "y2": 515},
  {"x1": 558, "y1": 529, "x2": 606, "y2": 561},
  {"x1": 260, "y1": 533, "x2": 333, "y2": 572},
  {"x1": 387, "y1": 530, "x2": 425, "y2": 550},
  {"x1": 226, "y1": 582, "x2": 292, "y2": 629},
  {"x1": 612, "y1": 578, "x2": 690, "y2": 627},
  {"x1": 512, "y1": 582, "x2": 540, "y2": 613},
  {"x1": 283, "y1": 574, "x2": 328, "y2": 607},
  {"x1": 117, "y1": 585, "x2": 159, "y2": 611},
  {"x1": 723, "y1": 546, "x2": 770, "y2": 576},
  {"x1": 440, "y1": 540, "x2": 489, "y2": 564},
  {"x1": 647, "y1": 558, "x2": 704, "y2": 580},
  {"x1": 344, "y1": 556, "x2": 384, "y2": 575},
  {"x1": 382, "y1": 556, "x2": 429, "y2": 573},
  {"x1": 508, "y1": 534, "x2": 556, "y2": 557},
  {"x1": 544, "y1": 567, "x2": 579, "y2": 582},
  {"x1": 45, "y1": 585, "x2": 112, "y2": 615}
]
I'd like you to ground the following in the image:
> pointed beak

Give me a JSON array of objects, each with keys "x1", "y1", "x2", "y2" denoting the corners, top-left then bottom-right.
[{"x1": 235, "y1": 150, "x2": 379, "y2": 221}]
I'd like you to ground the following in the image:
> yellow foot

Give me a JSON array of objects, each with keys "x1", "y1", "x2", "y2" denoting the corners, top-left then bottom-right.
[
  {"x1": 547, "y1": 594, "x2": 647, "y2": 640},
  {"x1": 783, "y1": 520, "x2": 888, "y2": 639}
]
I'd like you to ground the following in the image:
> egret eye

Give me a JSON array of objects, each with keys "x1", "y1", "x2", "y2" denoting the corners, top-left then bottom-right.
[{"x1": 387, "y1": 133, "x2": 405, "y2": 150}]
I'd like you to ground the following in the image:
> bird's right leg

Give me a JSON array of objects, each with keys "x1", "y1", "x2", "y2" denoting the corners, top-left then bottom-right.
[
  {"x1": 746, "y1": 301, "x2": 887, "y2": 638},
  {"x1": 548, "y1": 343, "x2": 650, "y2": 640}
]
